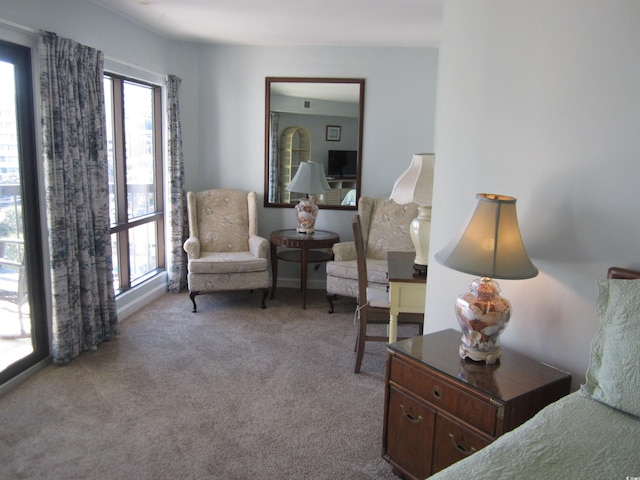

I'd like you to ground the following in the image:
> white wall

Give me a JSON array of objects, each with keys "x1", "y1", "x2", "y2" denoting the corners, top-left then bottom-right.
[
  {"x1": 427, "y1": 0, "x2": 640, "y2": 388},
  {"x1": 196, "y1": 45, "x2": 439, "y2": 287},
  {"x1": 0, "y1": 1, "x2": 439, "y2": 293}
]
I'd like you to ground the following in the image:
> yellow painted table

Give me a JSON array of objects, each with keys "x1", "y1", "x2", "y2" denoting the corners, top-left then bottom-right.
[{"x1": 387, "y1": 251, "x2": 427, "y2": 343}]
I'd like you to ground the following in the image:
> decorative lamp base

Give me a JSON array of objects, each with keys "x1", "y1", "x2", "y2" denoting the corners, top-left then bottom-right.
[
  {"x1": 460, "y1": 344, "x2": 502, "y2": 364},
  {"x1": 455, "y1": 277, "x2": 511, "y2": 364},
  {"x1": 410, "y1": 205, "x2": 432, "y2": 271},
  {"x1": 295, "y1": 196, "x2": 319, "y2": 234}
]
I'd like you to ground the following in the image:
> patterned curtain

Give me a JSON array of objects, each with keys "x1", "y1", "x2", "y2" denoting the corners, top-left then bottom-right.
[
  {"x1": 166, "y1": 75, "x2": 187, "y2": 293},
  {"x1": 268, "y1": 112, "x2": 280, "y2": 203},
  {"x1": 39, "y1": 31, "x2": 118, "y2": 364}
]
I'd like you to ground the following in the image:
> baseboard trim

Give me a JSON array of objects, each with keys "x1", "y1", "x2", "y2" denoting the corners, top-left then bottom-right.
[
  {"x1": 0, "y1": 357, "x2": 49, "y2": 397},
  {"x1": 116, "y1": 273, "x2": 168, "y2": 321}
]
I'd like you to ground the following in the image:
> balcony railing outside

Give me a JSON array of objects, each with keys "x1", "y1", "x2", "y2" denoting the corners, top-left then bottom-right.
[{"x1": 0, "y1": 184, "x2": 32, "y2": 371}]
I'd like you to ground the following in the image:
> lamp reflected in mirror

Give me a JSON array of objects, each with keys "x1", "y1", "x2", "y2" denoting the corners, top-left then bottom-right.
[{"x1": 286, "y1": 161, "x2": 330, "y2": 233}]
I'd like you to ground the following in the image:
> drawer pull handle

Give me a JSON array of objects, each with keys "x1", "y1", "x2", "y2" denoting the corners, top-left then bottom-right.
[
  {"x1": 400, "y1": 404, "x2": 423, "y2": 424},
  {"x1": 433, "y1": 386, "x2": 442, "y2": 398},
  {"x1": 449, "y1": 433, "x2": 476, "y2": 457}
]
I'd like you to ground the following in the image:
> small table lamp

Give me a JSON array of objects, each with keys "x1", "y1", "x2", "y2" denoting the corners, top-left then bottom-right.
[
  {"x1": 390, "y1": 153, "x2": 435, "y2": 274},
  {"x1": 286, "y1": 161, "x2": 331, "y2": 234},
  {"x1": 435, "y1": 193, "x2": 538, "y2": 364}
]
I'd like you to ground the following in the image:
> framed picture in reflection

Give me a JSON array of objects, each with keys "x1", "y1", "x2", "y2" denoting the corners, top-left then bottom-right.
[{"x1": 326, "y1": 125, "x2": 341, "y2": 141}]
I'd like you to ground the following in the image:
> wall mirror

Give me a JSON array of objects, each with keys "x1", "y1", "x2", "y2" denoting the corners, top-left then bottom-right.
[{"x1": 264, "y1": 77, "x2": 364, "y2": 209}]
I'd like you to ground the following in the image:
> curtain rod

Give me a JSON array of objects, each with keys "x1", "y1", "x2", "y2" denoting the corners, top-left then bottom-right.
[{"x1": 0, "y1": 17, "x2": 168, "y2": 79}]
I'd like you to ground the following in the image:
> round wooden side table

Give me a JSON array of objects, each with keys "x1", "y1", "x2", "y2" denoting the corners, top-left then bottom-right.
[{"x1": 270, "y1": 229, "x2": 340, "y2": 309}]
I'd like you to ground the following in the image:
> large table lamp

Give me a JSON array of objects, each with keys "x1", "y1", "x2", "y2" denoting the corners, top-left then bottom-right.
[
  {"x1": 435, "y1": 193, "x2": 538, "y2": 364},
  {"x1": 390, "y1": 153, "x2": 435, "y2": 274},
  {"x1": 286, "y1": 161, "x2": 331, "y2": 234}
]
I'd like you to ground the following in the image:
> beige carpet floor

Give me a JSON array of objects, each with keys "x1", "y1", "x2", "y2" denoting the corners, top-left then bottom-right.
[{"x1": 0, "y1": 288, "x2": 414, "y2": 480}]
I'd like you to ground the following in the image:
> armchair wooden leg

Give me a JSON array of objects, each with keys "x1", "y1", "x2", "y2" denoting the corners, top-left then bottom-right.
[
  {"x1": 189, "y1": 291, "x2": 199, "y2": 313},
  {"x1": 261, "y1": 289, "x2": 268, "y2": 309},
  {"x1": 327, "y1": 294, "x2": 336, "y2": 313}
]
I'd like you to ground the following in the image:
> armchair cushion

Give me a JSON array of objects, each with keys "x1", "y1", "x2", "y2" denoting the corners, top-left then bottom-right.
[
  {"x1": 332, "y1": 241, "x2": 356, "y2": 262},
  {"x1": 326, "y1": 196, "x2": 419, "y2": 302},
  {"x1": 191, "y1": 189, "x2": 251, "y2": 253},
  {"x1": 359, "y1": 196, "x2": 417, "y2": 260},
  {"x1": 187, "y1": 252, "x2": 267, "y2": 274}
]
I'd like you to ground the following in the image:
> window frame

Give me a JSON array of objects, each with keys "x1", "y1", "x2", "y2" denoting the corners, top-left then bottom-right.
[
  {"x1": 104, "y1": 72, "x2": 165, "y2": 293},
  {"x1": 0, "y1": 38, "x2": 49, "y2": 384}
]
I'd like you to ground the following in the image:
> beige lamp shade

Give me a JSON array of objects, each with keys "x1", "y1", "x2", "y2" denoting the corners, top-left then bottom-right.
[
  {"x1": 435, "y1": 194, "x2": 538, "y2": 280},
  {"x1": 286, "y1": 161, "x2": 329, "y2": 195},
  {"x1": 390, "y1": 153, "x2": 435, "y2": 206}
]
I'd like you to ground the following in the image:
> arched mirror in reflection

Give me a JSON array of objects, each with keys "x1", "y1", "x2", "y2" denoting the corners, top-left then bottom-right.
[{"x1": 264, "y1": 77, "x2": 364, "y2": 209}]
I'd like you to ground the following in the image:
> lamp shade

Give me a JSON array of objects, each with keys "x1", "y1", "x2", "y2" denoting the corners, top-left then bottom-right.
[
  {"x1": 286, "y1": 161, "x2": 329, "y2": 195},
  {"x1": 390, "y1": 153, "x2": 435, "y2": 206},
  {"x1": 309, "y1": 160, "x2": 331, "y2": 192},
  {"x1": 435, "y1": 193, "x2": 538, "y2": 280}
]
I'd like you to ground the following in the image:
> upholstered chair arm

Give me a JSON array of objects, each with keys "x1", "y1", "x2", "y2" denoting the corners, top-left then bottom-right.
[
  {"x1": 249, "y1": 235, "x2": 269, "y2": 258},
  {"x1": 183, "y1": 237, "x2": 201, "y2": 259},
  {"x1": 332, "y1": 241, "x2": 356, "y2": 261}
]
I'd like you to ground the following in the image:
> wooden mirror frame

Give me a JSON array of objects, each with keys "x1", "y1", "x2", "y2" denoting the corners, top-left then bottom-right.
[{"x1": 264, "y1": 77, "x2": 365, "y2": 209}]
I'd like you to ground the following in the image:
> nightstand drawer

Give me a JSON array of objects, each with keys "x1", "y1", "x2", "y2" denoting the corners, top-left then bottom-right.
[
  {"x1": 386, "y1": 387, "x2": 436, "y2": 480},
  {"x1": 432, "y1": 414, "x2": 490, "y2": 474},
  {"x1": 389, "y1": 356, "x2": 498, "y2": 435}
]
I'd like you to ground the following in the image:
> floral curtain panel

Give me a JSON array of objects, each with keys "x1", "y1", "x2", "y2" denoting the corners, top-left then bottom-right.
[
  {"x1": 166, "y1": 74, "x2": 187, "y2": 293},
  {"x1": 39, "y1": 31, "x2": 118, "y2": 364}
]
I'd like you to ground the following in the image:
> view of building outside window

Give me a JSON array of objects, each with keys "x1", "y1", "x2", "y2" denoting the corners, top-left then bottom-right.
[
  {"x1": 104, "y1": 75, "x2": 161, "y2": 291},
  {"x1": 0, "y1": 60, "x2": 31, "y2": 360}
]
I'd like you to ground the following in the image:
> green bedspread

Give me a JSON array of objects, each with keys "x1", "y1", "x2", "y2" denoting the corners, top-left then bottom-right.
[{"x1": 428, "y1": 391, "x2": 640, "y2": 480}]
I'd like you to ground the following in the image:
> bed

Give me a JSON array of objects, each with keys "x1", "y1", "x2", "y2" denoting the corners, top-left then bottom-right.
[{"x1": 428, "y1": 266, "x2": 640, "y2": 480}]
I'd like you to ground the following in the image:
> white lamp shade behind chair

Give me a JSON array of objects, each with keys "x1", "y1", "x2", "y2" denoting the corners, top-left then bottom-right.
[{"x1": 390, "y1": 153, "x2": 435, "y2": 274}]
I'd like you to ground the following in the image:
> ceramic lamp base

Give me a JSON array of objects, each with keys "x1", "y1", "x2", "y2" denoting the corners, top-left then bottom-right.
[
  {"x1": 409, "y1": 205, "x2": 432, "y2": 268},
  {"x1": 455, "y1": 277, "x2": 510, "y2": 364},
  {"x1": 295, "y1": 196, "x2": 319, "y2": 234}
]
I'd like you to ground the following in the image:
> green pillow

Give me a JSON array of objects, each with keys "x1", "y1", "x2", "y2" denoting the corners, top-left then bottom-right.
[{"x1": 581, "y1": 278, "x2": 640, "y2": 417}]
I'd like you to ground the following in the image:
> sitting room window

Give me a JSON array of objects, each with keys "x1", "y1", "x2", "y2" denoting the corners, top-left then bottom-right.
[{"x1": 104, "y1": 73, "x2": 165, "y2": 293}]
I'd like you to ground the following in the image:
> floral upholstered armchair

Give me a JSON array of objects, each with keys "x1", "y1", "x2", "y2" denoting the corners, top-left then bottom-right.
[
  {"x1": 325, "y1": 196, "x2": 419, "y2": 313},
  {"x1": 183, "y1": 189, "x2": 269, "y2": 312}
]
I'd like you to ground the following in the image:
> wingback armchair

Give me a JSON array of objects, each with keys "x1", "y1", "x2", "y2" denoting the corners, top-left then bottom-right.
[
  {"x1": 326, "y1": 196, "x2": 419, "y2": 313},
  {"x1": 183, "y1": 189, "x2": 269, "y2": 312}
]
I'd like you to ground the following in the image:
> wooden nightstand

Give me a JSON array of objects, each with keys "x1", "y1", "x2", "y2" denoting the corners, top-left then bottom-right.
[{"x1": 382, "y1": 329, "x2": 571, "y2": 480}]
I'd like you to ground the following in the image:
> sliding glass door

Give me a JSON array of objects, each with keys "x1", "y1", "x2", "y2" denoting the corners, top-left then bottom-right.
[{"x1": 0, "y1": 39, "x2": 48, "y2": 385}]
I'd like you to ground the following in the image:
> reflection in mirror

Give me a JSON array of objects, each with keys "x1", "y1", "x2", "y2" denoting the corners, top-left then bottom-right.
[{"x1": 264, "y1": 77, "x2": 364, "y2": 209}]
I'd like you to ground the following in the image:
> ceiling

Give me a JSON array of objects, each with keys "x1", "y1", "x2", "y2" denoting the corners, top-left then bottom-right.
[{"x1": 90, "y1": 0, "x2": 443, "y2": 47}]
